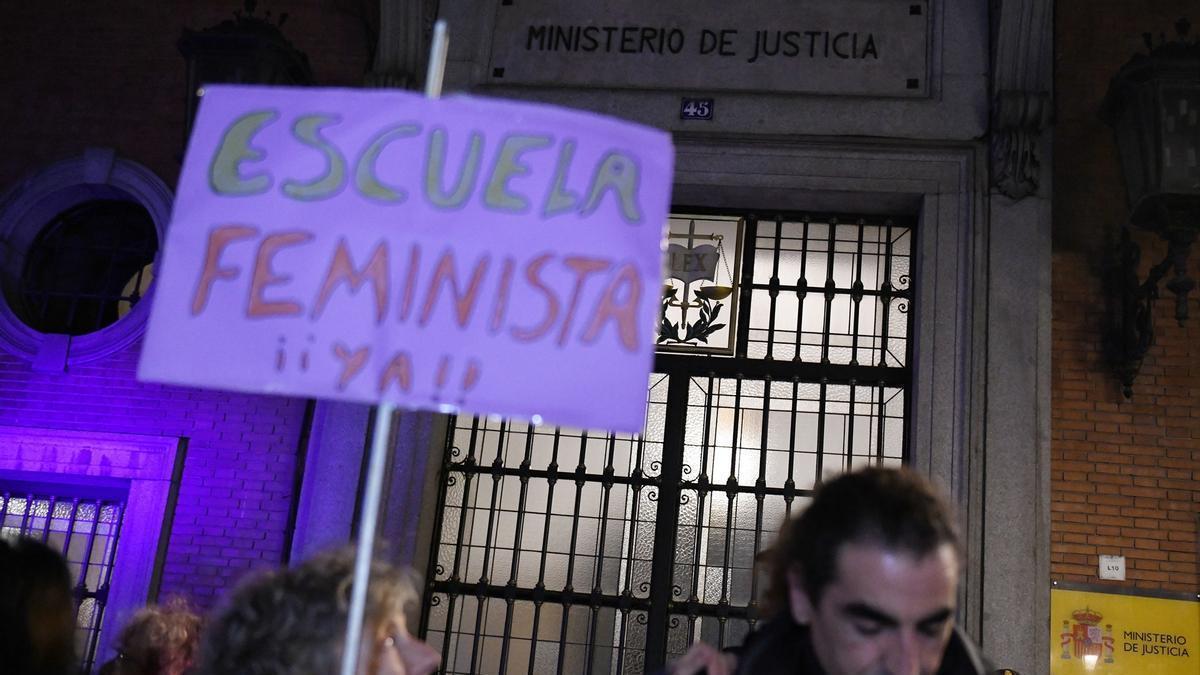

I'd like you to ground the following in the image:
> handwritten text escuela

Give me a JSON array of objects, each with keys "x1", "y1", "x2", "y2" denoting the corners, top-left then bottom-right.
[
  {"x1": 188, "y1": 110, "x2": 649, "y2": 354},
  {"x1": 206, "y1": 110, "x2": 646, "y2": 223}
]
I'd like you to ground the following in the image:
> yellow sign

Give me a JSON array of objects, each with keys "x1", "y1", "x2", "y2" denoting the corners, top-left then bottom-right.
[{"x1": 1051, "y1": 587, "x2": 1199, "y2": 675}]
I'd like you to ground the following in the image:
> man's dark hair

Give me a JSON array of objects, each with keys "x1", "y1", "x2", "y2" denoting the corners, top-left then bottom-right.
[
  {"x1": 0, "y1": 535, "x2": 77, "y2": 675},
  {"x1": 763, "y1": 466, "x2": 962, "y2": 617}
]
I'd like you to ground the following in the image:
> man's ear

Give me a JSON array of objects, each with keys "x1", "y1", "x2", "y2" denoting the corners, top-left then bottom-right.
[{"x1": 786, "y1": 567, "x2": 815, "y2": 625}]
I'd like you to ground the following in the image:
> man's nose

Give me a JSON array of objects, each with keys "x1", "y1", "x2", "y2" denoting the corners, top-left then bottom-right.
[
  {"x1": 406, "y1": 639, "x2": 442, "y2": 675},
  {"x1": 884, "y1": 630, "x2": 923, "y2": 675}
]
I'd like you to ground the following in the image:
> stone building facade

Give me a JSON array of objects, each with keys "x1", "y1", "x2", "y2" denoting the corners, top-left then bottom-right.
[{"x1": 1, "y1": 2, "x2": 1196, "y2": 674}]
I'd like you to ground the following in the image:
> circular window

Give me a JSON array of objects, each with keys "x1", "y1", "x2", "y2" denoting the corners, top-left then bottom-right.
[
  {"x1": 9, "y1": 200, "x2": 158, "y2": 335},
  {"x1": 0, "y1": 149, "x2": 172, "y2": 364}
]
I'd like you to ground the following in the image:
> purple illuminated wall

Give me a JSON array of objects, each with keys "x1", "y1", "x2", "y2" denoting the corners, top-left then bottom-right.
[
  {"x1": 0, "y1": 0, "x2": 376, "y2": 619},
  {"x1": 0, "y1": 341, "x2": 306, "y2": 607}
]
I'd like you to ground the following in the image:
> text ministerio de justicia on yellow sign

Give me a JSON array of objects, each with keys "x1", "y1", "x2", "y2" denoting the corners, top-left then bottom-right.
[{"x1": 1051, "y1": 587, "x2": 1198, "y2": 675}]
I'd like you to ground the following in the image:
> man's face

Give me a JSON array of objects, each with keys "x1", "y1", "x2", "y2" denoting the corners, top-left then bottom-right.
[{"x1": 788, "y1": 541, "x2": 959, "y2": 675}]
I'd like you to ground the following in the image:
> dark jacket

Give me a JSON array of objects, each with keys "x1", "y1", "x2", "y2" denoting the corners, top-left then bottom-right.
[{"x1": 731, "y1": 617, "x2": 991, "y2": 675}]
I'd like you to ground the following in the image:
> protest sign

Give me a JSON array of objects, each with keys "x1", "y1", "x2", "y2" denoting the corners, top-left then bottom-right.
[{"x1": 139, "y1": 84, "x2": 674, "y2": 433}]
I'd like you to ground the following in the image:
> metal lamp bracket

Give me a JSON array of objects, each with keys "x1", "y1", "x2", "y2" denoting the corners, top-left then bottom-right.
[{"x1": 1112, "y1": 219, "x2": 1197, "y2": 398}]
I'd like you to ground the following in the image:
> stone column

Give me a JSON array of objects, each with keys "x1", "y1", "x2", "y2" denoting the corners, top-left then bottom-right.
[{"x1": 982, "y1": 1, "x2": 1053, "y2": 672}]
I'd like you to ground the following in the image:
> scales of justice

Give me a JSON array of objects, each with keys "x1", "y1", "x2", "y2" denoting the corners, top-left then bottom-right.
[{"x1": 659, "y1": 218, "x2": 739, "y2": 350}]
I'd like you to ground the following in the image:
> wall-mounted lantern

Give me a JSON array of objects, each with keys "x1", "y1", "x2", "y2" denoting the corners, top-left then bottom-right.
[
  {"x1": 1100, "y1": 19, "x2": 1200, "y2": 397},
  {"x1": 178, "y1": 0, "x2": 314, "y2": 140}
]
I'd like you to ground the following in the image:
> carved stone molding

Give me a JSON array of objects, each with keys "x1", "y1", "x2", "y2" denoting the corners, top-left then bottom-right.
[
  {"x1": 992, "y1": 89, "x2": 1052, "y2": 199},
  {"x1": 990, "y1": 0, "x2": 1053, "y2": 200},
  {"x1": 369, "y1": 0, "x2": 439, "y2": 89}
]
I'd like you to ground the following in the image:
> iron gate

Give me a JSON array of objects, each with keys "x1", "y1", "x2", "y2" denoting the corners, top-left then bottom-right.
[{"x1": 420, "y1": 211, "x2": 914, "y2": 673}]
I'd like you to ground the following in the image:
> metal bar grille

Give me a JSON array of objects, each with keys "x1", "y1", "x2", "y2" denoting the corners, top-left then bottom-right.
[
  {"x1": 745, "y1": 214, "x2": 912, "y2": 366},
  {"x1": 423, "y1": 376, "x2": 668, "y2": 674},
  {"x1": 421, "y1": 211, "x2": 914, "y2": 674},
  {"x1": 663, "y1": 373, "x2": 906, "y2": 660},
  {"x1": 16, "y1": 199, "x2": 157, "y2": 335},
  {"x1": 0, "y1": 483, "x2": 128, "y2": 674}
]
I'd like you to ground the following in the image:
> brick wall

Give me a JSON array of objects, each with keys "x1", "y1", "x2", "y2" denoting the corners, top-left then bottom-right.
[
  {"x1": 0, "y1": 342, "x2": 308, "y2": 607},
  {"x1": 1053, "y1": 0, "x2": 1200, "y2": 593},
  {"x1": 1051, "y1": 245, "x2": 1199, "y2": 592}
]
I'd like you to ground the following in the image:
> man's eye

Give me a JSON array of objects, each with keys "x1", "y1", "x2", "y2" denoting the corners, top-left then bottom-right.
[
  {"x1": 918, "y1": 621, "x2": 947, "y2": 638},
  {"x1": 853, "y1": 622, "x2": 883, "y2": 636}
]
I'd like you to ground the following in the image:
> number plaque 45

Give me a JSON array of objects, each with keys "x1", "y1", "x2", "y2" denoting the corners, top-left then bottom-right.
[{"x1": 680, "y1": 98, "x2": 713, "y2": 120}]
